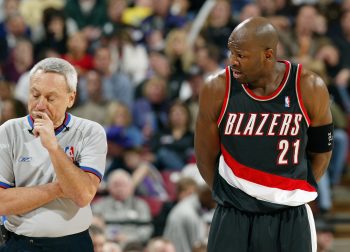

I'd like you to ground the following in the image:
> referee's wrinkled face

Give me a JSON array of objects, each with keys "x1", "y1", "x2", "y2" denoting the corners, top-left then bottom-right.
[{"x1": 28, "y1": 71, "x2": 76, "y2": 128}]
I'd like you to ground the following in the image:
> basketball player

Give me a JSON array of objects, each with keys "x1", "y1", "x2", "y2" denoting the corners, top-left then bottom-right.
[
  {"x1": 0, "y1": 58, "x2": 107, "y2": 251},
  {"x1": 195, "y1": 17, "x2": 333, "y2": 252}
]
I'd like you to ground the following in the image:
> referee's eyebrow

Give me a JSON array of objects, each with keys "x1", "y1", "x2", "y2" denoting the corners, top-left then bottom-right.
[{"x1": 30, "y1": 87, "x2": 59, "y2": 96}]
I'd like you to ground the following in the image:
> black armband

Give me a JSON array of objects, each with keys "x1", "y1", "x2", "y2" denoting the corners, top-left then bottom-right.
[{"x1": 307, "y1": 123, "x2": 334, "y2": 153}]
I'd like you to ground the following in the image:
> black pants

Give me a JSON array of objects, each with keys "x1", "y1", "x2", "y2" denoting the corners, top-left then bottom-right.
[
  {"x1": 0, "y1": 230, "x2": 93, "y2": 252},
  {"x1": 208, "y1": 204, "x2": 316, "y2": 252}
]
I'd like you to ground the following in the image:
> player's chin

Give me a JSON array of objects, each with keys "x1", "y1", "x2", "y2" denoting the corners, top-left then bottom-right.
[{"x1": 234, "y1": 75, "x2": 247, "y2": 84}]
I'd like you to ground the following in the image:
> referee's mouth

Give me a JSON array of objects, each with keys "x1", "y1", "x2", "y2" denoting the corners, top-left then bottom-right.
[{"x1": 31, "y1": 111, "x2": 51, "y2": 120}]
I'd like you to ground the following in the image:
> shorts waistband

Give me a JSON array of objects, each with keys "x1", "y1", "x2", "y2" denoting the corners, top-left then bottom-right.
[{"x1": 9, "y1": 229, "x2": 89, "y2": 245}]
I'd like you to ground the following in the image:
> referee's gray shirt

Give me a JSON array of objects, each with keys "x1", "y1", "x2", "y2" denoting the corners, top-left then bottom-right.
[{"x1": 0, "y1": 113, "x2": 107, "y2": 237}]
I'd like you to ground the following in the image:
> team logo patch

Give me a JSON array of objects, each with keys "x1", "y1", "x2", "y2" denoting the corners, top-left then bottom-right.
[{"x1": 285, "y1": 96, "x2": 290, "y2": 108}]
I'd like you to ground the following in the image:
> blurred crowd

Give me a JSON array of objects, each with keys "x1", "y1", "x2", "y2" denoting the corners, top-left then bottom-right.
[{"x1": 0, "y1": 0, "x2": 349, "y2": 251}]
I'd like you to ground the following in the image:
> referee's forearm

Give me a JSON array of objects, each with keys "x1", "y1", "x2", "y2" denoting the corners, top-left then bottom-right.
[
  {"x1": 47, "y1": 146, "x2": 96, "y2": 207},
  {"x1": 0, "y1": 183, "x2": 61, "y2": 215}
]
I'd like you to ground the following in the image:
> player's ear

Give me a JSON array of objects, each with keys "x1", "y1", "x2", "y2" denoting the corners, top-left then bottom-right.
[{"x1": 264, "y1": 48, "x2": 274, "y2": 61}]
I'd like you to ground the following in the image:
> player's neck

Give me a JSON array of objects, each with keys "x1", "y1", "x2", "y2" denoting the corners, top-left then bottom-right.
[{"x1": 247, "y1": 63, "x2": 286, "y2": 96}]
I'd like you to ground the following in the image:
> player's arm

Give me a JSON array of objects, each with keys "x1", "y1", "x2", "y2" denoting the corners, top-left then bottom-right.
[
  {"x1": 0, "y1": 183, "x2": 63, "y2": 215},
  {"x1": 301, "y1": 69, "x2": 333, "y2": 182},
  {"x1": 34, "y1": 112, "x2": 105, "y2": 207},
  {"x1": 195, "y1": 73, "x2": 226, "y2": 188}
]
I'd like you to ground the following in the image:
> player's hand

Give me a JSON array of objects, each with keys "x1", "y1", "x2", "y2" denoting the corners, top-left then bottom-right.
[{"x1": 33, "y1": 111, "x2": 59, "y2": 151}]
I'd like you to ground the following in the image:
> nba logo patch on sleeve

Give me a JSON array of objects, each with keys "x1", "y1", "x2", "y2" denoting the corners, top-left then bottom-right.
[
  {"x1": 285, "y1": 96, "x2": 290, "y2": 107},
  {"x1": 64, "y1": 146, "x2": 75, "y2": 162}
]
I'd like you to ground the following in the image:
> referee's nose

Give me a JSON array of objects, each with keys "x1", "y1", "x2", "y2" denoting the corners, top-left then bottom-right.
[{"x1": 35, "y1": 97, "x2": 47, "y2": 111}]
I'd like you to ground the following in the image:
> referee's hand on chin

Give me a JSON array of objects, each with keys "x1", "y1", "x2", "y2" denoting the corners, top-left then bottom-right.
[{"x1": 32, "y1": 111, "x2": 59, "y2": 151}]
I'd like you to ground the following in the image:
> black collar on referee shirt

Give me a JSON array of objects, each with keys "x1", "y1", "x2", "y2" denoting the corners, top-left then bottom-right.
[{"x1": 27, "y1": 113, "x2": 71, "y2": 136}]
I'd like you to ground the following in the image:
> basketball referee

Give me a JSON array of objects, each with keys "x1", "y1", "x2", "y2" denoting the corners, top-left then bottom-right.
[{"x1": 0, "y1": 58, "x2": 107, "y2": 251}]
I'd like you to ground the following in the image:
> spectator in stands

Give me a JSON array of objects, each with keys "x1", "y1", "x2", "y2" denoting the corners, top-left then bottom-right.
[
  {"x1": 92, "y1": 170, "x2": 153, "y2": 247},
  {"x1": 163, "y1": 181, "x2": 215, "y2": 252},
  {"x1": 0, "y1": 12, "x2": 30, "y2": 63},
  {"x1": 0, "y1": 79, "x2": 13, "y2": 105},
  {"x1": 201, "y1": 0, "x2": 236, "y2": 60},
  {"x1": 107, "y1": 102, "x2": 144, "y2": 148},
  {"x1": 0, "y1": 0, "x2": 19, "y2": 22},
  {"x1": 70, "y1": 70, "x2": 110, "y2": 126},
  {"x1": 152, "y1": 177, "x2": 198, "y2": 237},
  {"x1": 105, "y1": 101, "x2": 144, "y2": 174},
  {"x1": 145, "y1": 237, "x2": 176, "y2": 252},
  {"x1": 120, "y1": 0, "x2": 153, "y2": 28},
  {"x1": 117, "y1": 30, "x2": 150, "y2": 86},
  {"x1": 133, "y1": 76, "x2": 170, "y2": 142},
  {"x1": 255, "y1": 0, "x2": 291, "y2": 31},
  {"x1": 279, "y1": 4, "x2": 337, "y2": 80},
  {"x1": 145, "y1": 51, "x2": 171, "y2": 86},
  {"x1": 2, "y1": 38, "x2": 33, "y2": 83},
  {"x1": 238, "y1": 3, "x2": 262, "y2": 23},
  {"x1": 62, "y1": 31, "x2": 93, "y2": 75},
  {"x1": 89, "y1": 225, "x2": 106, "y2": 252},
  {"x1": 181, "y1": 65, "x2": 205, "y2": 131},
  {"x1": 102, "y1": 0, "x2": 127, "y2": 37},
  {"x1": 89, "y1": 46, "x2": 134, "y2": 108},
  {"x1": 315, "y1": 218, "x2": 334, "y2": 252},
  {"x1": 104, "y1": 241, "x2": 122, "y2": 252},
  {"x1": 194, "y1": 43, "x2": 222, "y2": 80},
  {"x1": 64, "y1": 0, "x2": 107, "y2": 41},
  {"x1": 18, "y1": 0, "x2": 65, "y2": 43},
  {"x1": 140, "y1": 0, "x2": 186, "y2": 40},
  {"x1": 331, "y1": 10, "x2": 350, "y2": 102},
  {"x1": 123, "y1": 241, "x2": 144, "y2": 252},
  {"x1": 14, "y1": 48, "x2": 60, "y2": 105},
  {"x1": 150, "y1": 100, "x2": 194, "y2": 170},
  {"x1": 35, "y1": 8, "x2": 69, "y2": 59},
  {"x1": 0, "y1": 97, "x2": 27, "y2": 124},
  {"x1": 122, "y1": 147, "x2": 168, "y2": 201},
  {"x1": 164, "y1": 28, "x2": 194, "y2": 99}
]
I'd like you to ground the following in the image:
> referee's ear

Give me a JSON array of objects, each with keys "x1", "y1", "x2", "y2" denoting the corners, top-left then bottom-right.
[{"x1": 67, "y1": 91, "x2": 76, "y2": 108}]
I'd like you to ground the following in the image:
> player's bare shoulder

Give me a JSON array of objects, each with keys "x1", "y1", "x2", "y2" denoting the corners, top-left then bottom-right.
[
  {"x1": 205, "y1": 69, "x2": 227, "y2": 91},
  {"x1": 199, "y1": 69, "x2": 227, "y2": 120},
  {"x1": 202, "y1": 69, "x2": 226, "y2": 100},
  {"x1": 299, "y1": 67, "x2": 330, "y2": 124}
]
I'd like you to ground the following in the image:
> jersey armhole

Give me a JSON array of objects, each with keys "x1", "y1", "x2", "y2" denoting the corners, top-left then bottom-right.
[
  {"x1": 295, "y1": 64, "x2": 311, "y2": 127},
  {"x1": 217, "y1": 66, "x2": 231, "y2": 126}
]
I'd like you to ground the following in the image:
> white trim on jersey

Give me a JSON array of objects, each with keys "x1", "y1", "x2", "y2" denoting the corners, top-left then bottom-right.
[
  {"x1": 305, "y1": 204, "x2": 317, "y2": 252},
  {"x1": 218, "y1": 155, "x2": 318, "y2": 206}
]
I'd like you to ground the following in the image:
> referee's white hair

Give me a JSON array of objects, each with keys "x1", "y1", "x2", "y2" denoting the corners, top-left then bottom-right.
[{"x1": 29, "y1": 57, "x2": 78, "y2": 92}]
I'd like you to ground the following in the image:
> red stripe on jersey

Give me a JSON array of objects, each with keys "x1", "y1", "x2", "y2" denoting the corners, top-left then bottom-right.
[
  {"x1": 217, "y1": 67, "x2": 231, "y2": 126},
  {"x1": 221, "y1": 145, "x2": 316, "y2": 192},
  {"x1": 295, "y1": 64, "x2": 311, "y2": 126}
]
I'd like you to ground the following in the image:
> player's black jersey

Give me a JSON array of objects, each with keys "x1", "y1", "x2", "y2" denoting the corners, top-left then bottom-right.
[{"x1": 213, "y1": 61, "x2": 317, "y2": 213}]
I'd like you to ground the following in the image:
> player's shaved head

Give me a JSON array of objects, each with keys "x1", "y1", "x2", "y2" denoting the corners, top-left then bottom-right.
[{"x1": 228, "y1": 17, "x2": 278, "y2": 51}]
